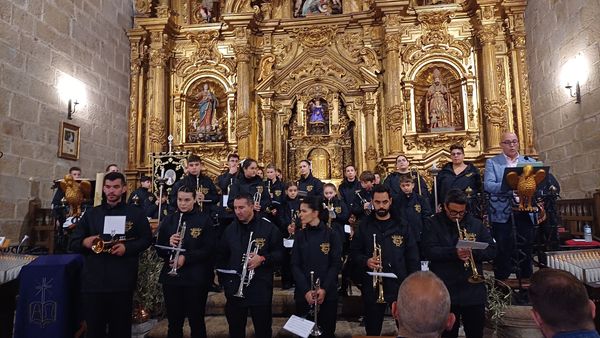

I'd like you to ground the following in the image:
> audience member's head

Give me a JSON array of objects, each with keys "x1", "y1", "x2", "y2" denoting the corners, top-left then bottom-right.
[
  {"x1": 105, "y1": 164, "x2": 119, "y2": 173},
  {"x1": 393, "y1": 271, "x2": 455, "y2": 338},
  {"x1": 69, "y1": 166, "x2": 82, "y2": 179},
  {"x1": 529, "y1": 269, "x2": 596, "y2": 337}
]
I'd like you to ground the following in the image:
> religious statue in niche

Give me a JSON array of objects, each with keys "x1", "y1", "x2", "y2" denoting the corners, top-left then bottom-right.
[
  {"x1": 193, "y1": 0, "x2": 218, "y2": 23},
  {"x1": 426, "y1": 68, "x2": 454, "y2": 132},
  {"x1": 187, "y1": 82, "x2": 226, "y2": 142},
  {"x1": 294, "y1": 0, "x2": 342, "y2": 17},
  {"x1": 306, "y1": 97, "x2": 330, "y2": 135}
]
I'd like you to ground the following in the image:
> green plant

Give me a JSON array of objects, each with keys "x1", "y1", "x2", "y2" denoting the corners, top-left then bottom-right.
[
  {"x1": 485, "y1": 277, "x2": 512, "y2": 333},
  {"x1": 133, "y1": 248, "x2": 165, "y2": 321}
]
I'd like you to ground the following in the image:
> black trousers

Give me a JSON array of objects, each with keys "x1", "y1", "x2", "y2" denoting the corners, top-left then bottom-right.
[
  {"x1": 295, "y1": 300, "x2": 337, "y2": 338},
  {"x1": 82, "y1": 291, "x2": 133, "y2": 338},
  {"x1": 225, "y1": 297, "x2": 272, "y2": 338},
  {"x1": 492, "y1": 212, "x2": 534, "y2": 280},
  {"x1": 281, "y1": 248, "x2": 294, "y2": 287},
  {"x1": 443, "y1": 304, "x2": 485, "y2": 338},
  {"x1": 362, "y1": 300, "x2": 392, "y2": 336},
  {"x1": 163, "y1": 284, "x2": 209, "y2": 338}
]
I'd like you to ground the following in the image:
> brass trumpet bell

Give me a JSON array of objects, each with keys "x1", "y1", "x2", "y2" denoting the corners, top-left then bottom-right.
[{"x1": 91, "y1": 236, "x2": 133, "y2": 254}]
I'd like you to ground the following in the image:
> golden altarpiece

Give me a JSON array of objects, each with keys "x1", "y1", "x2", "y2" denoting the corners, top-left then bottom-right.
[{"x1": 125, "y1": 0, "x2": 534, "y2": 186}]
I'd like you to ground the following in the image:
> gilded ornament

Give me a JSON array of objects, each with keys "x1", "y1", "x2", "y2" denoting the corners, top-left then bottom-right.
[
  {"x1": 294, "y1": 26, "x2": 337, "y2": 48},
  {"x1": 365, "y1": 146, "x2": 377, "y2": 161},
  {"x1": 187, "y1": 31, "x2": 222, "y2": 65},
  {"x1": 258, "y1": 54, "x2": 276, "y2": 82},
  {"x1": 386, "y1": 105, "x2": 404, "y2": 132},
  {"x1": 236, "y1": 115, "x2": 252, "y2": 139},
  {"x1": 149, "y1": 117, "x2": 167, "y2": 144},
  {"x1": 483, "y1": 99, "x2": 506, "y2": 128},
  {"x1": 134, "y1": 0, "x2": 151, "y2": 14}
]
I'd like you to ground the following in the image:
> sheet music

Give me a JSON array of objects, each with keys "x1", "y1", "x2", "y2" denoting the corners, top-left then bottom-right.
[
  {"x1": 103, "y1": 216, "x2": 126, "y2": 235},
  {"x1": 216, "y1": 269, "x2": 238, "y2": 275},
  {"x1": 222, "y1": 195, "x2": 229, "y2": 206},
  {"x1": 367, "y1": 271, "x2": 398, "y2": 279},
  {"x1": 344, "y1": 224, "x2": 352, "y2": 234},
  {"x1": 283, "y1": 239, "x2": 295, "y2": 248},
  {"x1": 283, "y1": 315, "x2": 315, "y2": 338},
  {"x1": 456, "y1": 240, "x2": 489, "y2": 250}
]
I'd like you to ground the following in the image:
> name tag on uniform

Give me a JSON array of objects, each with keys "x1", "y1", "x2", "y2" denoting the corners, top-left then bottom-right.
[{"x1": 104, "y1": 216, "x2": 126, "y2": 235}]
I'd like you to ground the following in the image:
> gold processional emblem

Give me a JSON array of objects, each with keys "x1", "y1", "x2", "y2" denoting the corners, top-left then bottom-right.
[
  {"x1": 392, "y1": 235, "x2": 404, "y2": 247},
  {"x1": 414, "y1": 204, "x2": 422, "y2": 213},
  {"x1": 307, "y1": 185, "x2": 313, "y2": 192},
  {"x1": 255, "y1": 238, "x2": 266, "y2": 249},
  {"x1": 190, "y1": 227, "x2": 202, "y2": 238},
  {"x1": 465, "y1": 172, "x2": 473, "y2": 177},
  {"x1": 320, "y1": 242, "x2": 330, "y2": 254},
  {"x1": 125, "y1": 221, "x2": 134, "y2": 232},
  {"x1": 335, "y1": 207, "x2": 342, "y2": 214},
  {"x1": 274, "y1": 190, "x2": 282, "y2": 197}
]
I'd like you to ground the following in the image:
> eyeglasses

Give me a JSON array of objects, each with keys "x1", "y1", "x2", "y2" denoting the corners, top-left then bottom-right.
[
  {"x1": 501, "y1": 140, "x2": 519, "y2": 145},
  {"x1": 451, "y1": 152, "x2": 463, "y2": 156},
  {"x1": 448, "y1": 210, "x2": 466, "y2": 217}
]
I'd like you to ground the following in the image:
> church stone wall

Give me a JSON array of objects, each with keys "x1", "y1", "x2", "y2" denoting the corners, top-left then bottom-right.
[
  {"x1": 526, "y1": 0, "x2": 600, "y2": 199},
  {"x1": 0, "y1": 0, "x2": 133, "y2": 240}
]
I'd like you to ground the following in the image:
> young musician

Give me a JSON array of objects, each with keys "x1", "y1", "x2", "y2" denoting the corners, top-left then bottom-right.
[
  {"x1": 351, "y1": 171, "x2": 376, "y2": 221},
  {"x1": 338, "y1": 164, "x2": 361, "y2": 208},
  {"x1": 169, "y1": 155, "x2": 217, "y2": 214},
  {"x1": 350, "y1": 185, "x2": 420, "y2": 336},
  {"x1": 278, "y1": 181, "x2": 302, "y2": 289},
  {"x1": 383, "y1": 154, "x2": 431, "y2": 204},
  {"x1": 217, "y1": 195, "x2": 284, "y2": 338},
  {"x1": 156, "y1": 187, "x2": 216, "y2": 338},
  {"x1": 69, "y1": 172, "x2": 152, "y2": 338},
  {"x1": 291, "y1": 196, "x2": 342, "y2": 338},
  {"x1": 322, "y1": 183, "x2": 350, "y2": 243},
  {"x1": 297, "y1": 159, "x2": 323, "y2": 198},
  {"x1": 391, "y1": 174, "x2": 433, "y2": 246},
  {"x1": 264, "y1": 164, "x2": 285, "y2": 206},
  {"x1": 227, "y1": 158, "x2": 271, "y2": 212},
  {"x1": 128, "y1": 175, "x2": 156, "y2": 217}
]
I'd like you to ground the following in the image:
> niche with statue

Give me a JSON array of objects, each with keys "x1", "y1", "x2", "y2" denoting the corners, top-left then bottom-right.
[{"x1": 185, "y1": 79, "x2": 228, "y2": 143}]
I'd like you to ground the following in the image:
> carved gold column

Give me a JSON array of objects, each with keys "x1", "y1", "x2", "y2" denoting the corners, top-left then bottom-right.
[
  {"x1": 363, "y1": 103, "x2": 377, "y2": 170},
  {"x1": 127, "y1": 34, "x2": 142, "y2": 168},
  {"x1": 506, "y1": 7, "x2": 535, "y2": 154},
  {"x1": 383, "y1": 31, "x2": 403, "y2": 153},
  {"x1": 261, "y1": 104, "x2": 275, "y2": 165},
  {"x1": 477, "y1": 6, "x2": 505, "y2": 153},
  {"x1": 146, "y1": 29, "x2": 169, "y2": 154},
  {"x1": 234, "y1": 44, "x2": 252, "y2": 157}
]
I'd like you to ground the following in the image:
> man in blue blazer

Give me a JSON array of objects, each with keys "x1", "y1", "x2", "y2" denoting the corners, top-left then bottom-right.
[{"x1": 484, "y1": 132, "x2": 537, "y2": 281}]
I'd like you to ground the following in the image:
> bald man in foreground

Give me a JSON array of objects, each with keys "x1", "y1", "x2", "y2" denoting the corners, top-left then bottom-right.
[{"x1": 392, "y1": 271, "x2": 455, "y2": 338}]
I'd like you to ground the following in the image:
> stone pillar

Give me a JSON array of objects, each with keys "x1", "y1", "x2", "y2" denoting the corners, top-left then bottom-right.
[
  {"x1": 234, "y1": 44, "x2": 252, "y2": 157},
  {"x1": 506, "y1": 8, "x2": 536, "y2": 154},
  {"x1": 363, "y1": 103, "x2": 377, "y2": 170},
  {"x1": 383, "y1": 32, "x2": 403, "y2": 153},
  {"x1": 477, "y1": 17, "x2": 505, "y2": 152},
  {"x1": 146, "y1": 29, "x2": 169, "y2": 154}
]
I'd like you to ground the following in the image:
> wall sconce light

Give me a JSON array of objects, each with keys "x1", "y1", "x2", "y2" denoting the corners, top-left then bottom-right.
[
  {"x1": 67, "y1": 99, "x2": 79, "y2": 120},
  {"x1": 562, "y1": 52, "x2": 588, "y2": 104}
]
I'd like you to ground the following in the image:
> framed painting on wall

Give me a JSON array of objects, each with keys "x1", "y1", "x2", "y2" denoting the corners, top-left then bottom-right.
[{"x1": 58, "y1": 121, "x2": 80, "y2": 160}]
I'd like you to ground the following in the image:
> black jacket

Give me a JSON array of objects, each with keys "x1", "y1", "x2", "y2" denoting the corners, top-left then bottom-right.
[
  {"x1": 69, "y1": 201, "x2": 152, "y2": 293},
  {"x1": 297, "y1": 173, "x2": 323, "y2": 198},
  {"x1": 227, "y1": 175, "x2": 272, "y2": 211},
  {"x1": 128, "y1": 187, "x2": 156, "y2": 218},
  {"x1": 156, "y1": 209, "x2": 216, "y2": 287},
  {"x1": 421, "y1": 213, "x2": 496, "y2": 306},
  {"x1": 383, "y1": 172, "x2": 431, "y2": 207},
  {"x1": 351, "y1": 187, "x2": 373, "y2": 220},
  {"x1": 324, "y1": 197, "x2": 350, "y2": 244},
  {"x1": 265, "y1": 178, "x2": 285, "y2": 206},
  {"x1": 338, "y1": 178, "x2": 361, "y2": 208},
  {"x1": 217, "y1": 171, "x2": 237, "y2": 194},
  {"x1": 437, "y1": 162, "x2": 482, "y2": 207},
  {"x1": 391, "y1": 193, "x2": 433, "y2": 242},
  {"x1": 278, "y1": 196, "x2": 302, "y2": 237},
  {"x1": 217, "y1": 216, "x2": 284, "y2": 306},
  {"x1": 169, "y1": 174, "x2": 217, "y2": 213},
  {"x1": 350, "y1": 214, "x2": 420, "y2": 303},
  {"x1": 291, "y1": 222, "x2": 342, "y2": 303}
]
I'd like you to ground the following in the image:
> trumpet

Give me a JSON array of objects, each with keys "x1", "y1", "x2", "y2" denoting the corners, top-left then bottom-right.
[
  {"x1": 455, "y1": 219, "x2": 485, "y2": 284},
  {"x1": 234, "y1": 231, "x2": 259, "y2": 298},
  {"x1": 91, "y1": 236, "x2": 135, "y2": 254},
  {"x1": 356, "y1": 191, "x2": 373, "y2": 215},
  {"x1": 196, "y1": 177, "x2": 204, "y2": 212},
  {"x1": 168, "y1": 218, "x2": 187, "y2": 276},
  {"x1": 253, "y1": 188, "x2": 262, "y2": 209},
  {"x1": 372, "y1": 234, "x2": 385, "y2": 303},
  {"x1": 309, "y1": 271, "x2": 323, "y2": 336},
  {"x1": 288, "y1": 209, "x2": 298, "y2": 239}
]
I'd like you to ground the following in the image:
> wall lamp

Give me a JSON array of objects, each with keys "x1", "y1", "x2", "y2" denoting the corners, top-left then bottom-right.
[
  {"x1": 67, "y1": 99, "x2": 79, "y2": 120},
  {"x1": 562, "y1": 52, "x2": 588, "y2": 104}
]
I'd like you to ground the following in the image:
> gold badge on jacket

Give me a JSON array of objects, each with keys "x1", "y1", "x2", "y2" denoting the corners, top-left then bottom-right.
[
  {"x1": 256, "y1": 186, "x2": 263, "y2": 194},
  {"x1": 307, "y1": 185, "x2": 313, "y2": 192},
  {"x1": 392, "y1": 235, "x2": 404, "y2": 247},
  {"x1": 274, "y1": 190, "x2": 282, "y2": 197},
  {"x1": 335, "y1": 207, "x2": 341, "y2": 214},
  {"x1": 190, "y1": 227, "x2": 202, "y2": 238},
  {"x1": 414, "y1": 204, "x2": 422, "y2": 213},
  {"x1": 125, "y1": 221, "x2": 134, "y2": 232},
  {"x1": 255, "y1": 238, "x2": 266, "y2": 249},
  {"x1": 201, "y1": 186, "x2": 209, "y2": 194},
  {"x1": 320, "y1": 242, "x2": 330, "y2": 254},
  {"x1": 149, "y1": 195, "x2": 155, "y2": 202}
]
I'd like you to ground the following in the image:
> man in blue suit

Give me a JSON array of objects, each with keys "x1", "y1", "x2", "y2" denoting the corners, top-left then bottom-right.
[{"x1": 484, "y1": 132, "x2": 536, "y2": 281}]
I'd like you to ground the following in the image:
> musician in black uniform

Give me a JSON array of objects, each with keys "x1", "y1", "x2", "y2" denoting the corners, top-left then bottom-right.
[
  {"x1": 351, "y1": 171, "x2": 376, "y2": 221},
  {"x1": 383, "y1": 154, "x2": 431, "y2": 206},
  {"x1": 264, "y1": 164, "x2": 285, "y2": 207},
  {"x1": 128, "y1": 175, "x2": 156, "y2": 217},
  {"x1": 227, "y1": 158, "x2": 271, "y2": 212},
  {"x1": 278, "y1": 181, "x2": 302, "y2": 289},
  {"x1": 169, "y1": 154, "x2": 217, "y2": 214},
  {"x1": 322, "y1": 183, "x2": 350, "y2": 242},
  {"x1": 217, "y1": 195, "x2": 284, "y2": 338},
  {"x1": 291, "y1": 196, "x2": 342, "y2": 338},
  {"x1": 216, "y1": 153, "x2": 240, "y2": 206},
  {"x1": 436, "y1": 144, "x2": 482, "y2": 211},
  {"x1": 338, "y1": 164, "x2": 361, "y2": 208},
  {"x1": 69, "y1": 172, "x2": 152, "y2": 338},
  {"x1": 391, "y1": 174, "x2": 433, "y2": 245},
  {"x1": 350, "y1": 184, "x2": 420, "y2": 336},
  {"x1": 297, "y1": 159, "x2": 324, "y2": 198},
  {"x1": 156, "y1": 187, "x2": 216, "y2": 338},
  {"x1": 421, "y1": 189, "x2": 496, "y2": 338}
]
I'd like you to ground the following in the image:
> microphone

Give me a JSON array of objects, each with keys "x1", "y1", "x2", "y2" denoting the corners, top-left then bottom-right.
[{"x1": 17, "y1": 235, "x2": 29, "y2": 253}]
